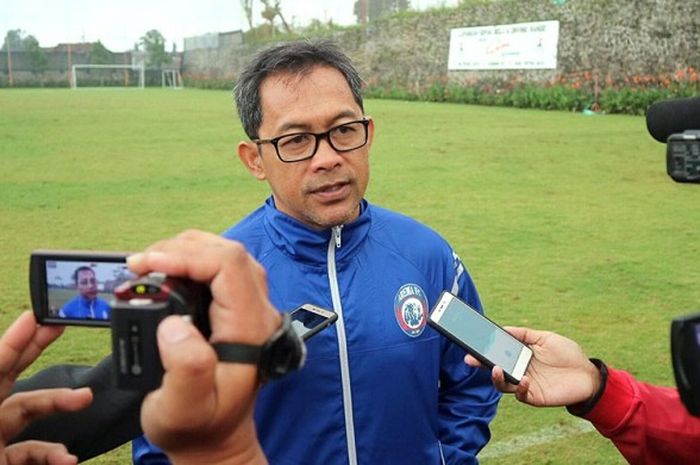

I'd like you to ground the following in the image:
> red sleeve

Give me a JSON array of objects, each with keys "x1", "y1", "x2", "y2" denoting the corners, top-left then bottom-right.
[{"x1": 582, "y1": 367, "x2": 700, "y2": 465}]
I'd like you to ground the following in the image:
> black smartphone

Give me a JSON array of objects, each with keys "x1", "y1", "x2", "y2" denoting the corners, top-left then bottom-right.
[
  {"x1": 29, "y1": 249, "x2": 134, "y2": 327},
  {"x1": 289, "y1": 304, "x2": 338, "y2": 341},
  {"x1": 428, "y1": 291, "x2": 532, "y2": 384}
]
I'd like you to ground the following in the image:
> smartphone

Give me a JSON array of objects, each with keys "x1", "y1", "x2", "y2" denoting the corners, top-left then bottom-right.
[
  {"x1": 428, "y1": 291, "x2": 532, "y2": 384},
  {"x1": 29, "y1": 249, "x2": 134, "y2": 327},
  {"x1": 289, "y1": 304, "x2": 338, "y2": 341}
]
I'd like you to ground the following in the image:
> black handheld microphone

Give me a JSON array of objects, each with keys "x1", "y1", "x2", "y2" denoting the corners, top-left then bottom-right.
[{"x1": 646, "y1": 96, "x2": 700, "y2": 143}]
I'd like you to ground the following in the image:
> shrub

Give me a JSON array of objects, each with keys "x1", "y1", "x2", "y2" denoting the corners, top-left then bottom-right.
[{"x1": 364, "y1": 67, "x2": 699, "y2": 115}]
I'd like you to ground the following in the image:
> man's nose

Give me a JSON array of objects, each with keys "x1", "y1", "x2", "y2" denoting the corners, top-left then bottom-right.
[{"x1": 311, "y1": 135, "x2": 342, "y2": 167}]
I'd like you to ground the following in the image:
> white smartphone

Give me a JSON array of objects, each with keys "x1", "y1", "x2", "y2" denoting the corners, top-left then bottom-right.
[
  {"x1": 289, "y1": 304, "x2": 338, "y2": 341},
  {"x1": 428, "y1": 291, "x2": 532, "y2": 384}
]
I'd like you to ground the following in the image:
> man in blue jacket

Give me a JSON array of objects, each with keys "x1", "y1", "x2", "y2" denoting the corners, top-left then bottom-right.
[
  {"x1": 58, "y1": 266, "x2": 111, "y2": 321},
  {"x1": 133, "y1": 39, "x2": 500, "y2": 465}
]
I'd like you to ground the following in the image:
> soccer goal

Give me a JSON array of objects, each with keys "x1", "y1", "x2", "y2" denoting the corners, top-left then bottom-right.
[
  {"x1": 161, "y1": 69, "x2": 183, "y2": 89},
  {"x1": 71, "y1": 63, "x2": 146, "y2": 89}
]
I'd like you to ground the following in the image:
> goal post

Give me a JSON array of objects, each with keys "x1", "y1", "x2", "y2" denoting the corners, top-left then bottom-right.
[
  {"x1": 161, "y1": 69, "x2": 183, "y2": 89},
  {"x1": 71, "y1": 63, "x2": 146, "y2": 89}
]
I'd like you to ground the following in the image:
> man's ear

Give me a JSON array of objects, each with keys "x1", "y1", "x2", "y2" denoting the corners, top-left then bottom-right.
[
  {"x1": 366, "y1": 116, "x2": 376, "y2": 151},
  {"x1": 238, "y1": 141, "x2": 266, "y2": 180}
]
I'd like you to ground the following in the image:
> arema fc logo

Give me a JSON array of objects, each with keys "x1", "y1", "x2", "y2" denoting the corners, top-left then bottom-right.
[{"x1": 394, "y1": 284, "x2": 428, "y2": 337}]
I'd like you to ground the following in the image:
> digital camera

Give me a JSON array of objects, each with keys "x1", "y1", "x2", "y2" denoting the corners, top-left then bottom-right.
[
  {"x1": 666, "y1": 131, "x2": 700, "y2": 183},
  {"x1": 110, "y1": 272, "x2": 212, "y2": 391},
  {"x1": 646, "y1": 96, "x2": 700, "y2": 183},
  {"x1": 29, "y1": 250, "x2": 211, "y2": 391},
  {"x1": 671, "y1": 312, "x2": 700, "y2": 416},
  {"x1": 29, "y1": 249, "x2": 338, "y2": 392}
]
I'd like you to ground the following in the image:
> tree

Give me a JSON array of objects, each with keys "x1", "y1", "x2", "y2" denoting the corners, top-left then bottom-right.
[
  {"x1": 139, "y1": 29, "x2": 171, "y2": 68},
  {"x1": 354, "y1": 0, "x2": 410, "y2": 23},
  {"x1": 90, "y1": 40, "x2": 111, "y2": 65},
  {"x1": 260, "y1": 0, "x2": 292, "y2": 35},
  {"x1": 24, "y1": 35, "x2": 47, "y2": 75},
  {"x1": 241, "y1": 0, "x2": 255, "y2": 30},
  {"x1": 2, "y1": 29, "x2": 26, "y2": 87},
  {"x1": 1, "y1": 29, "x2": 24, "y2": 51}
]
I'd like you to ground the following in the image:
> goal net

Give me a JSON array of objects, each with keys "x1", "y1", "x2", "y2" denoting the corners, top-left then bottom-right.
[{"x1": 71, "y1": 64, "x2": 146, "y2": 89}]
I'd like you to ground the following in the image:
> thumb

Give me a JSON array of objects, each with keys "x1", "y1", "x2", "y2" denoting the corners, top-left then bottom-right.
[{"x1": 142, "y1": 316, "x2": 217, "y2": 442}]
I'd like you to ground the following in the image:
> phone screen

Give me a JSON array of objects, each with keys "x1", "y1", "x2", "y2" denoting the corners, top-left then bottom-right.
[
  {"x1": 431, "y1": 293, "x2": 528, "y2": 376},
  {"x1": 291, "y1": 310, "x2": 327, "y2": 338}
]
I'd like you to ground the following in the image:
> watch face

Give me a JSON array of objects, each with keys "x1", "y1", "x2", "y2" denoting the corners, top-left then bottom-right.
[
  {"x1": 269, "y1": 334, "x2": 306, "y2": 378},
  {"x1": 260, "y1": 313, "x2": 306, "y2": 381}
]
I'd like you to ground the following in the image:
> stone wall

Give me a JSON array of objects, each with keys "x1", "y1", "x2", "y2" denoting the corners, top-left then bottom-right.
[
  {"x1": 182, "y1": 0, "x2": 699, "y2": 90},
  {"x1": 2, "y1": 0, "x2": 696, "y2": 89}
]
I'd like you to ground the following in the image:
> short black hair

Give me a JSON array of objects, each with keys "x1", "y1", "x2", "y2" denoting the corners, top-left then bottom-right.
[
  {"x1": 234, "y1": 39, "x2": 364, "y2": 139},
  {"x1": 73, "y1": 266, "x2": 95, "y2": 284}
]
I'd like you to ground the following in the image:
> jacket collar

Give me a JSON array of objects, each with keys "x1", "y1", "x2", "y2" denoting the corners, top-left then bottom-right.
[{"x1": 262, "y1": 196, "x2": 371, "y2": 266}]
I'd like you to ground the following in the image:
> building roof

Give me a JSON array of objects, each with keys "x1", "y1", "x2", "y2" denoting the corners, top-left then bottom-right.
[{"x1": 52, "y1": 43, "x2": 97, "y2": 53}]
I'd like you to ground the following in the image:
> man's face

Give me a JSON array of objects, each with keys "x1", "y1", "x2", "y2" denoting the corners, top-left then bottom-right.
[
  {"x1": 76, "y1": 269, "x2": 98, "y2": 299},
  {"x1": 238, "y1": 65, "x2": 374, "y2": 230}
]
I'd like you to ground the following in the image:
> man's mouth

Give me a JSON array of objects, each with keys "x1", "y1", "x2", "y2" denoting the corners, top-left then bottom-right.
[{"x1": 311, "y1": 181, "x2": 350, "y2": 195}]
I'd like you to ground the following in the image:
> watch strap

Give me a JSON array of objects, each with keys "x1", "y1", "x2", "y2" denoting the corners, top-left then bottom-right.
[
  {"x1": 209, "y1": 313, "x2": 304, "y2": 383},
  {"x1": 566, "y1": 358, "x2": 609, "y2": 417},
  {"x1": 212, "y1": 342, "x2": 261, "y2": 364}
]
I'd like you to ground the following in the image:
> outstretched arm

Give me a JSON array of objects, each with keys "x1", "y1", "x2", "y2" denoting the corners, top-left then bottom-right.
[{"x1": 466, "y1": 325, "x2": 700, "y2": 465}]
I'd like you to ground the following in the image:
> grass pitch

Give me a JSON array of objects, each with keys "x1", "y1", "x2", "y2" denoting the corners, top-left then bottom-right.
[{"x1": 2, "y1": 88, "x2": 699, "y2": 464}]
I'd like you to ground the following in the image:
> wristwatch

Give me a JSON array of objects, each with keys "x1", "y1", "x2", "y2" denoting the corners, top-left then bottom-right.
[{"x1": 212, "y1": 312, "x2": 306, "y2": 382}]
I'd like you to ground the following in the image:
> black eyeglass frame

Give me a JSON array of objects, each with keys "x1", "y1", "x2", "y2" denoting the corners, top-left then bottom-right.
[{"x1": 252, "y1": 118, "x2": 370, "y2": 163}]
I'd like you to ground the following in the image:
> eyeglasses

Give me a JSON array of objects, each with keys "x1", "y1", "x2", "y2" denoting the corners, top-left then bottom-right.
[
  {"x1": 78, "y1": 278, "x2": 97, "y2": 285},
  {"x1": 253, "y1": 119, "x2": 370, "y2": 163}
]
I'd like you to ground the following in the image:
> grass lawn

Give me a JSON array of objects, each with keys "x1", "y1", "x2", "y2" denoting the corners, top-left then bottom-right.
[{"x1": 1, "y1": 88, "x2": 699, "y2": 464}]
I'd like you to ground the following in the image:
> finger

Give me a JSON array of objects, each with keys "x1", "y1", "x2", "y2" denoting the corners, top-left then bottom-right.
[
  {"x1": 491, "y1": 366, "x2": 517, "y2": 394},
  {"x1": 514, "y1": 375, "x2": 532, "y2": 403},
  {"x1": 129, "y1": 235, "x2": 279, "y2": 345},
  {"x1": 464, "y1": 354, "x2": 484, "y2": 368},
  {"x1": 0, "y1": 312, "x2": 41, "y2": 377},
  {"x1": 0, "y1": 312, "x2": 64, "y2": 397},
  {"x1": 0, "y1": 388, "x2": 92, "y2": 440},
  {"x1": 6, "y1": 440, "x2": 78, "y2": 465},
  {"x1": 143, "y1": 316, "x2": 260, "y2": 456},
  {"x1": 501, "y1": 326, "x2": 528, "y2": 342},
  {"x1": 502, "y1": 326, "x2": 547, "y2": 346},
  {"x1": 9, "y1": 325, "x2": 64, "y2": 378},
  {"x1": 207, "y1": 249, "x2": 278, "y2": 345},
  {"x1": 127, "y1": 230, "x2": 231, "y2": 280},
  {"x1": 142, "y1": 316, "x2": 218, "y2": 436}
]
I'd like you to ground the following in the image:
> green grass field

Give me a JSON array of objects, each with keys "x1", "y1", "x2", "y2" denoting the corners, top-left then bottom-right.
[{"x1": 2, "y1": 88, "x2": 699, "y2": 464}]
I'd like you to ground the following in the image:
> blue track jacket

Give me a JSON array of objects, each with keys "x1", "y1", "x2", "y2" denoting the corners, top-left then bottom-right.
[
  {"x1": 58, "y1": 295, "x2": 111, "y2": 320},
  {"x1": 133, "y1": 197, "x2": 501, "y2": 465}
]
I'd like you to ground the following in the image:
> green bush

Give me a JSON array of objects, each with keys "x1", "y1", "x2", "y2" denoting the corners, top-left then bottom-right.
[
  {"x1": 364, "y1": 74, "x2": 699, "y2": 115},
  {"x1": 183, "y1": 78, "x2": 235, "y2": 90}
]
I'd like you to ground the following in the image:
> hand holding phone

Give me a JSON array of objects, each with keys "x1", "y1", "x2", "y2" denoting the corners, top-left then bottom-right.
[{"x1": 428, "y1": 291, "x2": 532, "y2": 384}]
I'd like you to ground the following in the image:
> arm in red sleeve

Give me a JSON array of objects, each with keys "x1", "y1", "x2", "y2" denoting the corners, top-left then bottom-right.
[{"x1": 581, "y1": 367, "x2": 700, "y2": 465}]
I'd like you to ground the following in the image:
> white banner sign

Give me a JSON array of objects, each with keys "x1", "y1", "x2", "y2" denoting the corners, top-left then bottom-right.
[{"x1": 448, "y1": 20, "x2": 560, "y2": 70}]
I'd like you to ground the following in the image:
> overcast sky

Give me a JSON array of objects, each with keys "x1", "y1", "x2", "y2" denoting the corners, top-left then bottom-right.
[{"x1": 2, "y1": 0, "x2": 458, "y2": 52}]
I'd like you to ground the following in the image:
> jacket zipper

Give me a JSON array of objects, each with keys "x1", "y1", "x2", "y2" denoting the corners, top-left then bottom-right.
[{"x1": 327, "y1": 225, "x2": 357, "y2": 465}]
